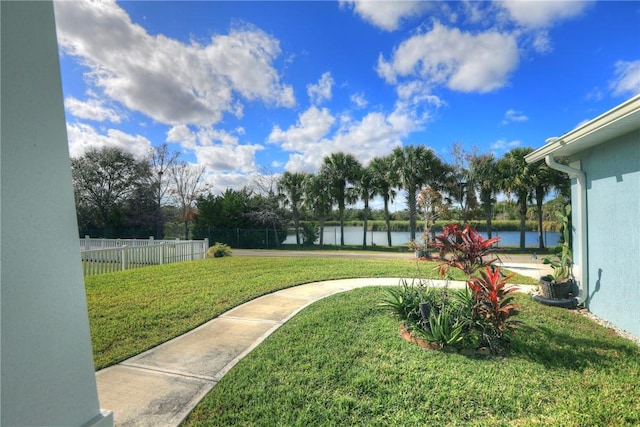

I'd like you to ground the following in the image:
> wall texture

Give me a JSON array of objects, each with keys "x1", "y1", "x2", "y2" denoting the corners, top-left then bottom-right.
[{"x1": 577, "y1": 129, "x2": 640, "y2": 338}]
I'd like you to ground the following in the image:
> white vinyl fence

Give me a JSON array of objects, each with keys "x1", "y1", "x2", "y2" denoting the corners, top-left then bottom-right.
[{"x1": 79, "y1": 236, "x2": 209, "y2": 277}]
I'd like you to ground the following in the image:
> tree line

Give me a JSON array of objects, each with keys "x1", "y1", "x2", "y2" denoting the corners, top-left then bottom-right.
[{"x1": 71, "y1": 143, "x2": 569, "y2": 250}]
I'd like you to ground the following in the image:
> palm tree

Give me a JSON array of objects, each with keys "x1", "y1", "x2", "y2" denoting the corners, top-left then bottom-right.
[
  {"x1": 278, "y1": 171, "x2": 307, "y2": 246},
  {"x1": 355, "y1": 165, "x2": 374, "y2": 248},
  {"x1": 369, "y1": 155, "x2": 398, "y2": 247},
  {"x1": 392, "y1": 145, "x2": 444, "y2": 241},
  {"x1": 320, "y1": 152, "x2": 362, "y2": 246},
  {"x1": 497, "y1": 147, "x2": 535, "y2": 250},
  {"x1": 469, "y1": 153, "x2": 498, "y2": 238},
  {"x1": 303, "y1": 173, "x2": 332, "y2": 247},
  {"x1": 530, "y1": 160, "x2": 571, "y2": 249}
]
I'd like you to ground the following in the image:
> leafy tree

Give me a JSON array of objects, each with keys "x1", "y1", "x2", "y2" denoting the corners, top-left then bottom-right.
[
  {"x1": 71, "y1": 147, "x2": 152, "y2": 237},
  {"x1": 320, "y1": 152, "x2": 362, "y2": 246},
  {"x1": 192, "y1": 187, "x2": 287, "y2": 248},
  {"x1": 392, "y1": 145, "x2": 444, "y2": 241},
  {"x1": 369, "y1": 155, "x2": 398, "y2": 247},
  {"x1": 497, "y1": 147, "x2": 535, "y2": 250},
  {"x1": 278, "y1": 171, "x2": 308, "y2": 246}
]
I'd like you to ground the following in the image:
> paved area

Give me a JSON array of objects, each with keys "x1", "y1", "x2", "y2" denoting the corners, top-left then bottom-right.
[{"x1": 95, "y1": 256, "x2": 549, "y2": 426}]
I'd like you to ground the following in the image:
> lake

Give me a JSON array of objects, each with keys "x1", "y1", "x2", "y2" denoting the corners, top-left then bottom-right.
[{"x1": 285, "y1": 225, "x2": 561, "y2": 248}]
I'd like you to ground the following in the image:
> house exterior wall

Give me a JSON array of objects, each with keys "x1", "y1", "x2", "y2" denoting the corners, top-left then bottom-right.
[{"x1": 575, "y1": 129, "x2": 640, "y2": 338}]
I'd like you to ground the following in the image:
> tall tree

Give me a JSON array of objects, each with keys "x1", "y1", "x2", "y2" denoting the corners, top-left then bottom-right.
[
  {"x1": 71, "y1": 147, "x2": 151, "y2": 237},
  {"x1": 320, "y1": 152, "x2": 362, "y2": 246},
  {"x1": 304, "y1": 173, "x2": 332, "y2": 247},
  {"x1": 148, "y1": 143, "x2": 179, "y2": 238},
  {"x1": 369, "y1": 155, "x2": 398, "y2": 247},
  {"x1": 530, "y1": 159, "x2": 570, "y2": 249},
  {"x1": 356, "y1": 165, "x2": 373, "y2": 248},
  {"x1": 392, "y1": 145, "x2": 444, "y2": 241},
  {"x1": 469, "y1": 153, "x2": 498, "y2": 238},
  {"x1": 443, "y1": 143, "x2": 477, "y2": 223},
  {"x1": 169, "y1": 162, "x2": 206, "y2": 239},
  {"x1": 278, "y1": 171, "x2": 308, "y2": 246},
  {"x1": 497, "y1": 147, "x2": 535, "y2": 250}
]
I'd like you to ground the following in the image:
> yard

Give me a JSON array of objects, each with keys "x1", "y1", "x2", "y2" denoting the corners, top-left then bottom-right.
[{"x1": 85, "y1": 256, "x2": 640, "y2": 425}]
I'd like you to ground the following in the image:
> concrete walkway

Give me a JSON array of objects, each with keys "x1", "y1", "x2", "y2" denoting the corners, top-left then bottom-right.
[{"x1": 95, "y1": 260, "x2": 549, "y2": 426}]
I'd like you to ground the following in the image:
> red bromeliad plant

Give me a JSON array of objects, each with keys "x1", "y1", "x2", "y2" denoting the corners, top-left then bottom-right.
[
  {"x1": 431, "y1": 224, "x2": 521, "y2": 354},
  {"x1": 468, "y1": 266, "x2": 521, "y2": 353},
  {"x1": 433, "y1": 224, "x2": 501, "y2": 277}
]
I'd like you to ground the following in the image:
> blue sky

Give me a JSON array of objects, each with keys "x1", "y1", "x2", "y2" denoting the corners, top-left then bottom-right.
[{"x1": 54, "y1": 0, "x2": 639, "y2": 200}]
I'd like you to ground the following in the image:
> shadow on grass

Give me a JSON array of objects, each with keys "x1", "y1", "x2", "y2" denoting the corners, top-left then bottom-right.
[{"x1": 511, "y1": 320, "x2": 639, "y2": 372}]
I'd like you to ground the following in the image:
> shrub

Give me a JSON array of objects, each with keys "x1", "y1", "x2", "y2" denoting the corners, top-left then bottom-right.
[
  {"x1": 300, "y1": 222, "x2": 319, "y2": 246},
  {"x1": 206, "y1": 242, "x2": 232, "y2": 258},
  {"x1": 381, "y1": 224, "x2": 521, "y2": 354},
  {"x1": 468, "y1": 266, "x2": 521, "y2": 353}
]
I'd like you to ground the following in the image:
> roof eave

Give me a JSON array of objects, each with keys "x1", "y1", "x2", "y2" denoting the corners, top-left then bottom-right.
[{"x1": 526, "y1": 94, "x2": 640, "y2": 164}]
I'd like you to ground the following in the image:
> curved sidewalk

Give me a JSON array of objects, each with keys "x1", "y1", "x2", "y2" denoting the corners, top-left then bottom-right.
[{"x1": 95, "y1": 262, "x2": 545, "y2": 426}]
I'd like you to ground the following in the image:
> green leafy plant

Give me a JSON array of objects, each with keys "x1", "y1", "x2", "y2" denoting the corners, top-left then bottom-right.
[
  {"x1": 542, "y1": 205, "x2": 573, "y2": 283},
  {"x1": 206, "y1": 242, "x2": 232, "y2": 258},
  {"x1": 379, "y1": 279, "x2": 437, "y2": 325},
  {"x1": 421, "y1": 305, "x2": 465, "y2": 346},
  {"x1": 300, "y1": 222, "x2": 319, "y2": 246}
]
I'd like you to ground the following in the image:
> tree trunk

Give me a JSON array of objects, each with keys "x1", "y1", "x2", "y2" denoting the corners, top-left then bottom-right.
[
  {"x1": 518, "y1": 197, "x2": 527, "y2": 250},
  {"x1": 408, "y1": 186, "x2": 417, "y2": 241},
  {"x1": 339, "y1": 207, "x2": 345, "y2": 246},
  {"x1": 484, "y1": 202, "x2": 493, "y2": 239},
  {"x1": 384, "y1": 196, "x2": 392, "y2": 247},
  {"x1": 362, "y1": 202, "x2": 368, "y2": 249},
  {"x1": 536, "y1": 187, "x2": 545, "y2": 249},
  {"x1": 293, "y1": 213, "x2": 300, "y2": 247},
  {"x1": 319, "y1": 218, "x2": 325, "y2": 247}
]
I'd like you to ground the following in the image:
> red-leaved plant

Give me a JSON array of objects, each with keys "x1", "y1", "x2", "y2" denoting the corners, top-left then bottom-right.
[
  {"x1": 432, "y1": 224, "x2": 521, "y2": 354},
  {"x1": 468, "y1": 266, "x2": 521, "y2": 353},
  {"x1": 433, "y1": 224, "x2": 501, "y2": 277}
]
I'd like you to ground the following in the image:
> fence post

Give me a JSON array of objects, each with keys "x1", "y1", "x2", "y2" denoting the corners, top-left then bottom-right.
[
  {"x1": 159, "y1": 242, "x2": 165, "y2": 265},
  {"x1": 121, "y1": 245, "x2": 129, "y2": 271},
  {"x1": 85, "y1": 235, "x2": 90, "y2": 251},
  {"x1": 204, "y1": 238, "x2": 209, "y2": 259}
]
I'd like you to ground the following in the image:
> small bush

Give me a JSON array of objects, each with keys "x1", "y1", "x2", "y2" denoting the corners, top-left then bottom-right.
[{"x1": 206, "y1": 242, "x2": 232, "y2": 258}]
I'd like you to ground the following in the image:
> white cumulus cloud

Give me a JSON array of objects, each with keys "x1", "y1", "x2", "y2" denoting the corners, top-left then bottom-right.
[
  {"x1": 54, "y1": 0, "x2": 295, "y2": 128},
  {"x1": 66, "y1": 122, "x2": 152, "y2": 159},
  {"x1": 340, "y1": 0, "x2": 429, "y2": 31},
  {"x1": 500, "y1": 0, "x2": 589, "y2": 28},
  {"x1": 377, "y1": 22, "x2": 519, "y2": 93},
  {"x1": 166, "y1": 125, "x2": 261, "y2": 173},
  {"x1": 307, "y1": 72, "x2": 335, "y2": 105},
  {"x1": 610, "y1": 60, "x2": 640, "y2": 98},
  {"x1": 64, "y1": 96, "x2": 124, "y2": 123},
  {"x1": 501, "y1": 109, "x2": 529, "y2": 125}
]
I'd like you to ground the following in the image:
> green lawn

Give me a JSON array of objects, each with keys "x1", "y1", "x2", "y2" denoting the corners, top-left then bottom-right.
[
  {"x1": 182, "y1": 288, "x2": 640, "y2": 426},
  {"x1": 89, "y1": 256, "x2": 533, "y2": 369}
]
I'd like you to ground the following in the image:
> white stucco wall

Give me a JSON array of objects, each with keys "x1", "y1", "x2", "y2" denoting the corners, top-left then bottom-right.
[
  {"x1": 577, "y1": 129, "x2": 640, "y2": 338},
  {"x1": 1, "y1": 2, "x2": 112, "y2": 425}
]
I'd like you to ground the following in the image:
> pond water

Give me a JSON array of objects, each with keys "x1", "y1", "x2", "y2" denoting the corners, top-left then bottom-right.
[{"x1": 285, "y1": 225, "x2": 561, "y2": 248}]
